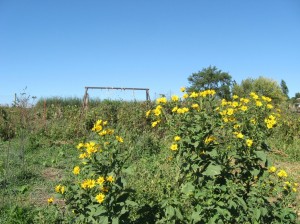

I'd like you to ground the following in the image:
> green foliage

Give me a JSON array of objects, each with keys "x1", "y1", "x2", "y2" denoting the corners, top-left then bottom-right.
[
  {"x1": 0, "y1": 107, "x2": 15, "y2": 140},
  {"x1": 280, "y1": 79, "x2": 289, "y2": 98},
  {"x1": 187, "y1": 66, "x2": 233, "y2": 100},
  {"x1": 146, "y1": 89, "x2": 298, "y2": 223},
  {"x1": 233, "y1": 76, "x2": 287, "y2": 104},
  {"x1": 1, "y1": 93, "x2": 300, "y2": 223},
  {"x1": 53, "y1": 120, "x2": 136, "y2": 223}
]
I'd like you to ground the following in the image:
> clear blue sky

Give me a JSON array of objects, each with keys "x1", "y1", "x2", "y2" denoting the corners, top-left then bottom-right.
[{"x1": 0, "y1": 0, "x2": 299, "y2": 105}]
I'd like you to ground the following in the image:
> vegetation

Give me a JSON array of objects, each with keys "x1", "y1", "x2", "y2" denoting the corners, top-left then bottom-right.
[
  {"x1": 187, "y1": 66, "x2": 233, "y2": 100},
  {"x1": 232, "y1": 76, "x2": 287, "y2": 104},
  {"x1": 0, "y1": 81, "x2": 300, "y2": 223}
]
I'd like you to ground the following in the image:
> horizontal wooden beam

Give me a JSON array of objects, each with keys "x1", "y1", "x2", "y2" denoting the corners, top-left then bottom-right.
[{"x1": 85, "y1": 86, "x2": 149, "y2": 91}]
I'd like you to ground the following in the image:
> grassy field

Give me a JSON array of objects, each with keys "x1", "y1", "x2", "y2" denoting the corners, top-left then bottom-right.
[{"x1": 0, "y1": 97, "x2": 300, "y2": 223}]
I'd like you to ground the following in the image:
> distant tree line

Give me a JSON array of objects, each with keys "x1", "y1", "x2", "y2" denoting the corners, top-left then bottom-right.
[{"x1": 186, "y1": 65, "x2": 299, "y2": 104}]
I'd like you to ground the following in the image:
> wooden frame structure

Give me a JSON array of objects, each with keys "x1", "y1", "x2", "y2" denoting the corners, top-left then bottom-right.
[{"x1": 83, "y1": 86, "x2": 150, "y2": 109}]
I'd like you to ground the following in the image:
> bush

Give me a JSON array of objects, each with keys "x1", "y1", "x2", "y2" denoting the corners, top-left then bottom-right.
[{"x1": 50, "y1": 90, "x2": 299, "y2": 223}]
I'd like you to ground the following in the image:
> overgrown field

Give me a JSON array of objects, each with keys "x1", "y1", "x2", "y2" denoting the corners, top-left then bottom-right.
[{"x1": 0, "y1": 93, "x2": 300, "y2": 223}]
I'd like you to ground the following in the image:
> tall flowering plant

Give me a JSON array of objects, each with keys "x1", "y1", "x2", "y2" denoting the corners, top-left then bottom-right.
[
  {"x1": 147, "y1": 89, "x2": 298, "y2": 223},
  {"x1": 52, "y1": 120, "x2": 135, "y2": 223}
]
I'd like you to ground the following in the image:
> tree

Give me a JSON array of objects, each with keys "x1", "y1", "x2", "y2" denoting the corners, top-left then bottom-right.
[
  {"x1": 187, "y1": 66, "x2": 232, "y2": 99},
  {"x1": 280, "y1": 80, "x2": 289, "y2": 98},
  {"x1": 232, "y1": 76, "x2": 286, "y2": 104}
]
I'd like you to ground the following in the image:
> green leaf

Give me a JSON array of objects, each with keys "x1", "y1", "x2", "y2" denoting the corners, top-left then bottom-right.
[
  {"x1": 202, "y1": 163, "x2": 222, "y2": 176},
  {"x1": 254, "y1": 151, "x2": 266, "y2": 163},
  {"x1": 254, "y1": 208, "x2": 261, "y2": 221},
  {"x1": 181, "y1": 182, "x2": 195, "y2": 195},
  {"x1": 228, "y1": 200, "x2": 237, "y2": 209},
  {"x1": 207, "y1": 149, "x2": 218, "y2": 157},
  {"x1": 122, "y1": 166, "x2": 135, "y2": 175},
  {"x1": 236, "y1": 197, "x2": 247, "y2": 210},
  {"x1": 250, "y1": 168, "x2": 260, "y2": 177},
  {"x1": 99, "y1": 216, "x2": 109, "y2": 224},
  {"x1": 112, "y1": 217, "x2": 119, "y2": 224},
  {"x1": 175, "y1": 208, "x2": 183, "y2": 220},
  {"x1": 126, "y1": 200, "x2": 138, "y2": 207},
  {"x1": 94, "y1": 206, "x2": 106, "y2": 216},
  {"x1": 165, "y1": 205, "x2": 175, "y2": 218},
  {"x1": 191, "y1": 211, "x2": 201, "y2": 222},
  {"x1": 260, "y1": 207, "x2": 268, "y2": 216}
]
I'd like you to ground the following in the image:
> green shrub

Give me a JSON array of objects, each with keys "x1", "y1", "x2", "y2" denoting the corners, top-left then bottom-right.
[{"x1": 146, "y1": 90, "x2": 298, "y2": 223}]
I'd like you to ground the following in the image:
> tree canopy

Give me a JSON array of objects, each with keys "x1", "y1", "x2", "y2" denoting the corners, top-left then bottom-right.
[
  {"x1": 232, "y1": 76, "x2": 286, "y2": 104},
  {"x1": 280, "y1": 80, "x2": 289, "y2": 98},
  {"x1": 187, "y1": 66, "x2": 232, "y2": 99}
]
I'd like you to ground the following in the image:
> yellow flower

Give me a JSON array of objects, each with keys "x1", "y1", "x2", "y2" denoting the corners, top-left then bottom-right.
[
  {"x1": 95, "y1": 193, "x2": 105, "y2": 203},
  {"x1": 92, "y1": 120, "x2": 103, "y2": 132},
  {"x1": 174, "y1": 136, "x2": 181, "y2": 141},
  {"x1": 60, "y1": 186, "x2": 65, "y2": 194},
  {"x1": 268, "y1": 166, "x2": 277, "y2": 173},
  {"x1": 256, "y1": 101, "x2": 263, "y2": 107},
  {"x1": 189, "y1": 92, "x2": 198, "y2": 98},
  {"x1": 219, "y1": 110, "x2": 227, "y2": 116},
  {"x1": 284, "y1": 181, "x2": 291, "y2": 187},
  {"x1": 277, "y1": 169, "x2": 288, "y2": 178},
  {"x1": 153, "y1": 105, "x2": 162, "y2": 116},
  {"x1": 232, "y1": 101, "x2": 239, "y2": 107},
  {"x1": 177, "y1": 107, "x2": 189, "y2": 114},
  {"x1": 227, "y1": 108, "x2": 234, "y2": 116},
  {"x1": 116, "y1": 136, "x2": 124, "y2": 143},
  {"x1": 172, "y1": 106, "x2": 178, "y2": 112},
  {"x1": 76, "y1": 143, "x2": 84, "y2": 150},
  {"x1": 233, "y1": 95, "x2": 239, "y2": 99},
  {"x1": 97, "y1": 176, "x2": 105, "y2": 185},
  {"x1": 170, "y1": 144, "x2": 178, "y2": 151},
  {"x1": 250, "y1": 92, "x2": 259, "y2": 100},
  {"x1": 55, "y1": 185, "x2": 65, "y2": 194},
  {"x1": 206, "y1": 89, "x2": 216, "y2": 96},
  {"x1": 146, "y1": 110, "x2": 151, "y2": 117},
  {"x1": 55, "y1": 185, "x2": 60, "y2": 193},
  {"x1": 223, "y1": 117, "x2": 229, "y2": 123},
  {"x1": 81, "y1": 179, "x2": 96, "y2": 189},
  {"x1": 73, "y1": 166, "x2": 80, "y2": 175},
  {"x1": 180, "y1": 87, "x2": 186, "y2": 92},
  {"x1": 262, "y1": 96, "x2": 272, "y2": 102},
  {"x1": 240, "y1": 98, "x2": 250, "y2": 104},
  {"x1": 47, "y1": 197, "x2": 54, "y2": 204},
  {"x1": 79, "y1": 152, "x2": 88, "y2": 159},
  {"x1": 156, "y1": 97, "x2": 167, "y2": 104},
  {"x1": 151, "y1": 120, "x2": 160, "y2": 128},
  {"x1": 236, "y1": 132, "x2": 244, "y2": 139},
  {"x1": 221, "y1": 99, "x2": 227, "y2": 106},
  {"x1": 246, "y1": 139, "x2": 253, "y2": 147},
  {"x1": 240, "y1": 105, "x2": 248, "y2": 111},
  {"x1": 266, "y1": 104, "x2": 273, "y2": 109},
  {"x1": 292, "y1": 188, "x2": 297, "y2": 192},
  {"x1": 233, "y1": 124, "x2": 240, "y2": 129},
  {"x1": 191, "y1": 103, "x2": 200, "y2": 110},
  {"x1": 204, "y1": 136, "x2": 215, "y2": 145},
  {"x1": 86, "y1": 142, "x2": 98, "y2": 154},
  {"x1": 183, "y1": 93, "x2": 189, "y2": 99},
  {"x1": 106, "y1": 175, "x2": 114, "y2": 183},
  {"x1": 171, "y1": 95, "x2": 179, "y2": 102},
  {"x1": 99, "y1": 130, "x2": 108, "y2": 136},
  {"x1": 103, "y1": 121, "x2": 108, "y2": 126},
  {"x1": 264, "y1": 115, "x2": 277, "y2": 129}
]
